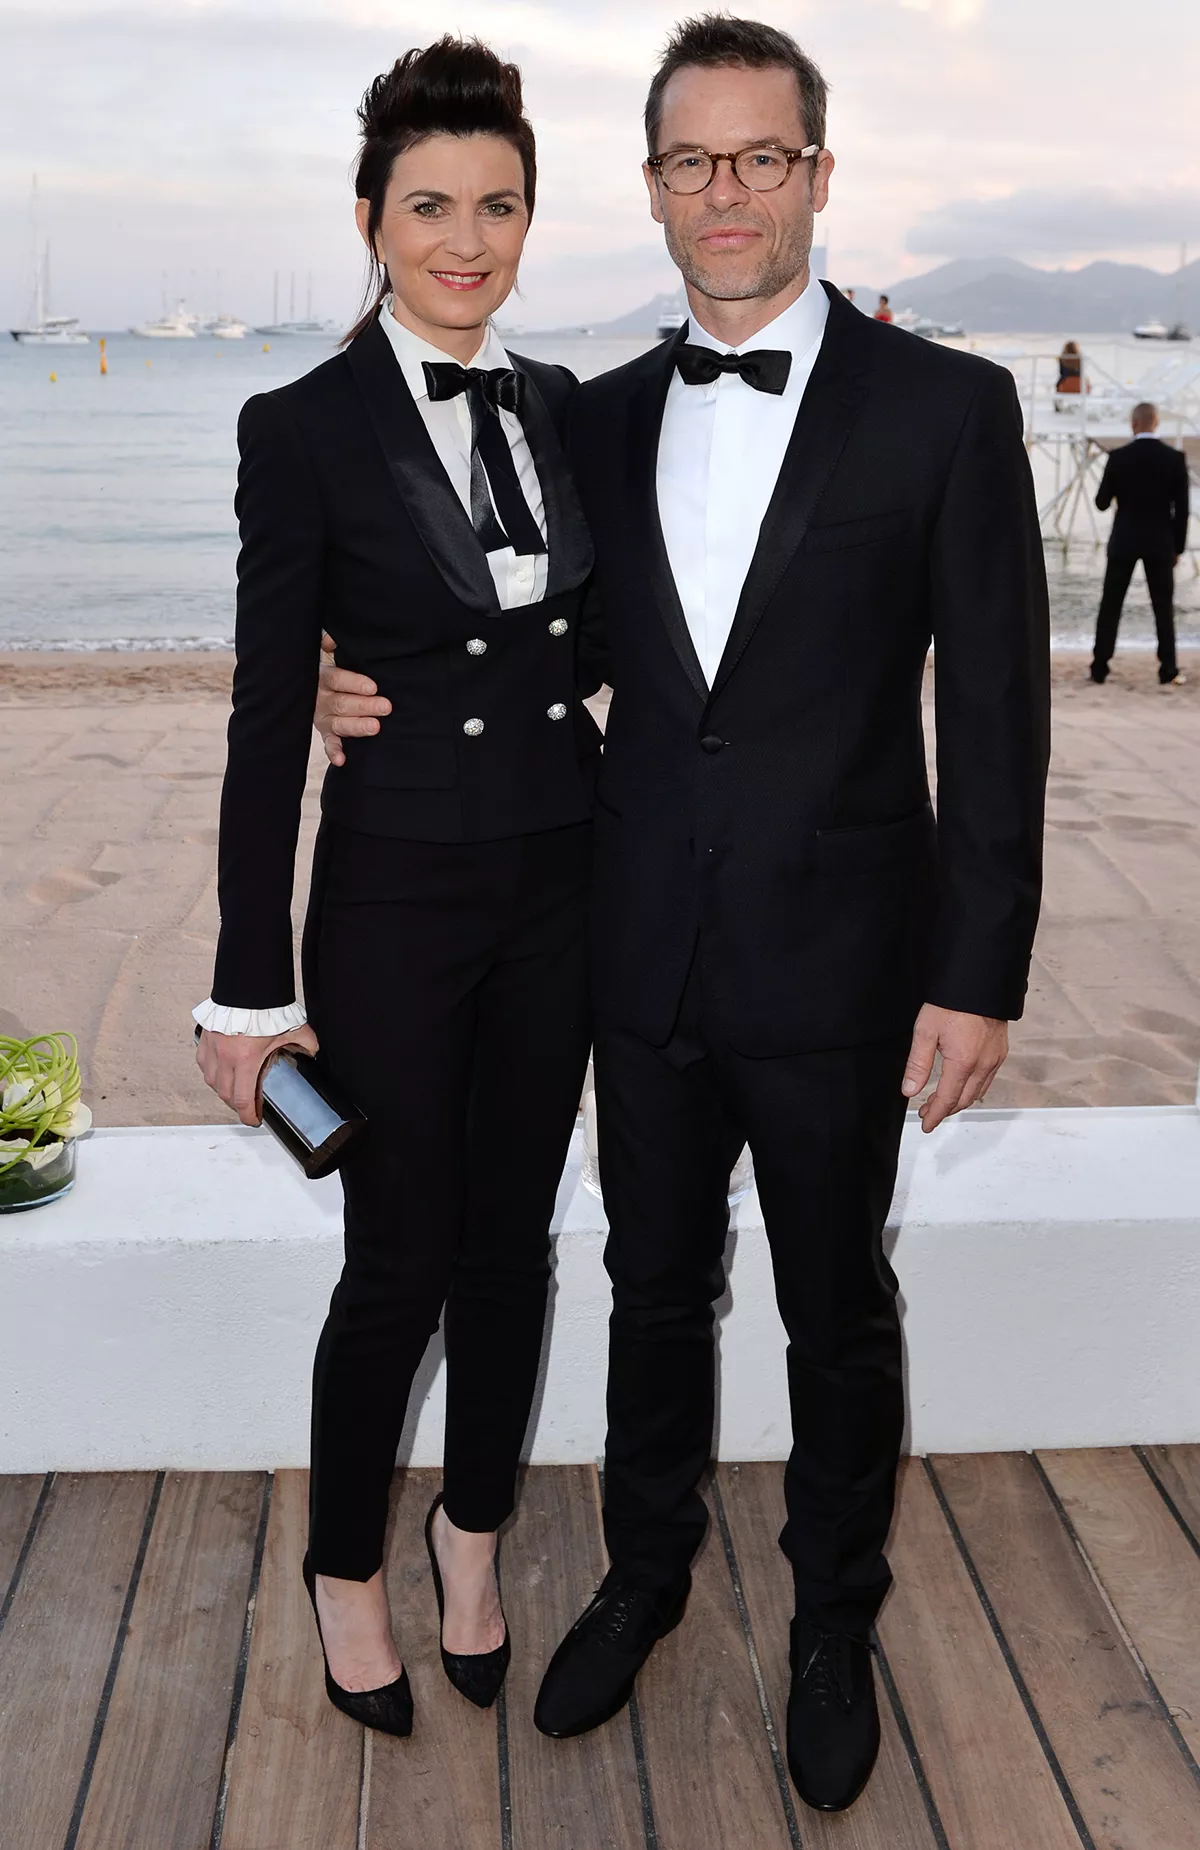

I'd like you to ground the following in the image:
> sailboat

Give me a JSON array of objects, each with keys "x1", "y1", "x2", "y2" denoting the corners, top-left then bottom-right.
[
  {"x1": 254, "y1": 270, "x2": 336, "y2": 337},
  {"x1": 9, "y1": 180, "x2": 88, "y2": 344}
]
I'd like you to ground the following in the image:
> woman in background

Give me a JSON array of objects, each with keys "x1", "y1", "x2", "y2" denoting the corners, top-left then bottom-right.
[{"x1": 196, "y1": 38, "x2": 602, "y2": 1735}]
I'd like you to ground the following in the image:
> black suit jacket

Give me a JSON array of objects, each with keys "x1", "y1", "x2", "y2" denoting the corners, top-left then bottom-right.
[
  {"x1": 572, "y1": 284, "x2": 1051, "y2": 1056},
  {"x1": 1095, "y1": 436, "x2": 1190, "y2": 559},
  {"x1": 211, "y1": 314, "x2": 600, "y2": 1012}
]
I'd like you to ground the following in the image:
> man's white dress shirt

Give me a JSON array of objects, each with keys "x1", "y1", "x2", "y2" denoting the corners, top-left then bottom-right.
[
  {"x1": 194, "y1": 303, "x2": 549, "y2": 1036},
  {"x1": 656, "y1": 274, "x2": 829, "y2": 689}
]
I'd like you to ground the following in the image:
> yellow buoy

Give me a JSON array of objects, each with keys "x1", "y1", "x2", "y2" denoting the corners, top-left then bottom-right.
[
  {"x1": 262, "y1": 342, "x2": 270, "y2": 352},
  {"x1": 99, "y1": 337, "x2": 108, "y2": 376},
  {"x1": 49, "y1": 371, "x2": 57, "y2": 383}
]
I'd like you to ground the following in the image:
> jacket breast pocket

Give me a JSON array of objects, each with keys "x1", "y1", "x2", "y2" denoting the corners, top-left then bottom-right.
[
  {"x1": 815, "y1": 804, "x2": 935, "y2": 871},
  {"x1": 804, "y1": 509, "x2": 911, "y2": 554},
  {"x1": 353, "y1": 737, "x2": 458, "y2": 790}
]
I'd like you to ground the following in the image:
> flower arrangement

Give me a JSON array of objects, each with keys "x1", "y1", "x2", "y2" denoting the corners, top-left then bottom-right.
[{"x1": 0, "y1": 1033, "x2": 91, "y2": 1211}]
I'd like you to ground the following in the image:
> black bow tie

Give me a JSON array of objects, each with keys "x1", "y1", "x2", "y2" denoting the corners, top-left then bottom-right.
[
  {"x1": 674, "y1": 344, "x2": 792, "y2": 395},
  {"x1": 420, "y1": 360, "x2": 546, "y2": 558},
  {"x1": 423, "y1": 361, "x2": 525, "y2": 415}
]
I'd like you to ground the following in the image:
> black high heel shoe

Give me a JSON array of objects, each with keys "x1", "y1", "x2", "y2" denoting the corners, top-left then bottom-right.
[
  {"x1": 302, "y1": 1554, "x2": 414, "y2": 1737},
  {"x1": 424, "y1": 1494, "x2": 511, "y2": 1709}
]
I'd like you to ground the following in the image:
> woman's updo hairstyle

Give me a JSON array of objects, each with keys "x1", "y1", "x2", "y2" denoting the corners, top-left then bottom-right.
[{"x1": 344, "y1": 36, "x2": 537, "y2": 343}]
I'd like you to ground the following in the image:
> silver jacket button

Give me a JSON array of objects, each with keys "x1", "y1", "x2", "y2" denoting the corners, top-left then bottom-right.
[
  {"x1": 548, "y1": 618, "x2": 569, "y2": 637},
  {"x1": 547, "y1": 703, "x2": 568, "y2": 721},
  {"x1": 463, "y1": 718, "x2": 485, "y2": 737},
  {"x1": 466, "y1": 638, "x2": 487, "y2": 656}
]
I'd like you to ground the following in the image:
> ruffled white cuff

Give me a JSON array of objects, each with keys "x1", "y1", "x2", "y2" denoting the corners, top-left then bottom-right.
[{"x1": 192, "y1": 998, "x2": 308, "y2": 1037}]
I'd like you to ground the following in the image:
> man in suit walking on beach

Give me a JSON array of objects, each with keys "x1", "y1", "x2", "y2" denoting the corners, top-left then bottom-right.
[
  {"x1": 316, "y1": 15, "x2": 1050, "y2": 1813},
  {"x1": 1091, "y1": 401, "x2": 1190, "y2": 686}
]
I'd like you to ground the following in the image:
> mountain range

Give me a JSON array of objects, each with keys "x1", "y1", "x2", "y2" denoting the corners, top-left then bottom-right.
[{"x1": 549, "y1": 256, "x2": 1199, "y2": 336}]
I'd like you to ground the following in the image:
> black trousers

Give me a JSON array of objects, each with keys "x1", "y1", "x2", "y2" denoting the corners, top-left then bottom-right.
[
  {"x1": 1092, "y1": 551, "x2": 1178, "y2": 681},
  {"x1": 595, "y1": 949, "x2": 909, "y2": 1637},
  {"x1": 302, "y1": 820, "x2": 593, "y2": 1581}
]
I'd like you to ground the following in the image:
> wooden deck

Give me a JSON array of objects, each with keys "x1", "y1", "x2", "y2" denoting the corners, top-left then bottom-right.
[{"x1": 1, "y1": 1452, "x2": 1197, "y2": 1849}]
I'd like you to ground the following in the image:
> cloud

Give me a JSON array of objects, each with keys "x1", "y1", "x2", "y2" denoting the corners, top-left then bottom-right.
[{"x1": 907, "y1": 187, "x2": 1200, "y2": 259}]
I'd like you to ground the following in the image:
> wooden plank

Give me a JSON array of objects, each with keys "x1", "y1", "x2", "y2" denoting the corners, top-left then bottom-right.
[
  {"x1": 74, "y1": 1471, "x2": 266, "y2": 1850},
  {"x1": 504, "y1": 1465, "x2": 644, "y2": 1850},
  {"x1": 365, "y1": 1468, "x2": 503, "y2": 1850},
  {"x1": 1139, "y1": 1445, "x2": 1200, "y2": 1550},
  {"x1": 876, "y1": 1458, "x2": 1082, "y2": 1850},
  {"x1": 0, "y1": 1472, "x2": 157, "y2": 1847},
  {"x1": 0, "y1": 1474, "x2": 46, "y2": 1604},
  {"x1": 936, "y1": 1450, "x2": 1200, "y2": 1850},
  {"x1": 220, "y1": 1469, "x2": 362, "y2": 1850},
  {"x1": 1039, "y1": 1446, "x2": 1200, "y2": 1764},
  {"x1": 635, "y1": 1479, "x2": 792, "y2": 1850},
  {"x1": 716, "y1": 1462, "x2": 941, "y2": 1849}
]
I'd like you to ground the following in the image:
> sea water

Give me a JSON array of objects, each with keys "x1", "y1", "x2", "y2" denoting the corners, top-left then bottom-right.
[{"x1": 0, "y1": 329, "x2": 1194, "y2": 649}]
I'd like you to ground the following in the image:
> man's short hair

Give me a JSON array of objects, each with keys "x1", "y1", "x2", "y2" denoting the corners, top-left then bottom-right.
[
  {"x1": 1131, "y1": 401, "x2": 1158, "y2": 431},
  {"x1": 644, "y1": 14, "x2": 829, "y2": 155}
]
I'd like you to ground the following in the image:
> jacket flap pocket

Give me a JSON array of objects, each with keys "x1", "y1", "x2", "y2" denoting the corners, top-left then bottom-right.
[
  {"x1": 804, "y1": 509, "x2": 910, "y2": 553},
  {"x1": 816, "y1": 804, "x2": 935, "y2": 870},
  {"x1": 352, "y1": 736, "x2": 458, "y2": 790}
]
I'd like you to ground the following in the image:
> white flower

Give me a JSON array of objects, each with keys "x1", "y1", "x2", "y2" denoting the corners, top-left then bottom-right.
[
  {"x1": 0, "y1": 1137, "x2": 62, "y2": 1171},
  {"x1": 52, "y1": 1101, "x2": 92, "y2": 1139}
]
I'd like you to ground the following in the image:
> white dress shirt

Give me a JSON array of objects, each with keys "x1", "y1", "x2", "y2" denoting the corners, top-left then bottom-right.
[
  {"x1": 657, "y1": 275, "x2": 829, "y2": 688},
  {"x1": 377, "y1": 300, "x2": 549, "y2": 609},
  {"x1": 194, "y1": 303, "x2": 549, "y2": 1037}
]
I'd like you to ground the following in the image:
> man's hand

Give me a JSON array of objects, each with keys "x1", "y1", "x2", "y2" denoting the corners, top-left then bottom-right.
[
  {"x1": 196, "y1": 1025, "x2": 320, "y2": 1127},
  {"x1": 901, "y1": 1004, "x2": 1008, "y2": 1133},
  {"x1": 315, "y1": 631, "x2": 392, "y2": 767}
]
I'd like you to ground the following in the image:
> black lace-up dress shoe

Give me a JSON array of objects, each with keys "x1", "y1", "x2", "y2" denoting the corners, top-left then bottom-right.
[
  {"x1": 534, "y1": 1567, "x2": 691, "y2": 1737},
  {"x1": 786, "y1": 1619, "x2": 880, "y2": 1812}
]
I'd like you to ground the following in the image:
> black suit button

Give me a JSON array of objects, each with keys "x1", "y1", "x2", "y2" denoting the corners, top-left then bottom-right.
[{"x1": 700, "y1": 734, "x2": 725, "y2": 754}]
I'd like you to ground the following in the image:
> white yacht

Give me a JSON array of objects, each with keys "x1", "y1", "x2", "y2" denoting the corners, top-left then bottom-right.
[
  {"x1": 11, "y1": 312, "x2": 88, "y2": 345},
  {"x1": 252, "y1": 318, "x2": 336, "y2": 338},
  {"x1": 201, "y1": 314, "x2": 247, "y2": 340},
  {"x1": 656, "y1": 308, "x2": 686, "y2": 339},
  {"x1": 130, "y1": 301, "x2": 200, "y2": 339}
]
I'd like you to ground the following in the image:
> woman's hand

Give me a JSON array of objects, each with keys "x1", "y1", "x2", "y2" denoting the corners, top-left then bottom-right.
[
  {"x1": 196, "y1": 1025, "x2": 321, "y2": 1127},
  {"x1": 315, "y1": 631, "x2": 391, "y2": 768}
]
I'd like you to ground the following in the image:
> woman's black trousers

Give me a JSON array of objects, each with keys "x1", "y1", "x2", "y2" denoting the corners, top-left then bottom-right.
[{"x1": 302, "y1": 819, "x2": 593, "y2": 1580}]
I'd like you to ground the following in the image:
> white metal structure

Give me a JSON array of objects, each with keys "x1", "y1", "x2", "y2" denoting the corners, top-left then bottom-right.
[{"x1": 990, "y1": 345, "x2": 1200, "y2": 555}]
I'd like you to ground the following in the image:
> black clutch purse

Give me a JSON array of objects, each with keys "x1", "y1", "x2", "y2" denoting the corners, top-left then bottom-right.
[{"x1": 194, "y1": 1027, "x2": 366, "y2": 1179}]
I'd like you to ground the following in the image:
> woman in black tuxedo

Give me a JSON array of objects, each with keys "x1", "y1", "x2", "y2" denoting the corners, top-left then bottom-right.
[{"x1": 195, "y1": 39, "x2": 601, "y2": 1735}]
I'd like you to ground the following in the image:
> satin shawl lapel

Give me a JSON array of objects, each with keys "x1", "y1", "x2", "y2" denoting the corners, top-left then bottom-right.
[
  {"x1": 509, "y1": 355, "x2": 594, "y2": 596},
  {"x1": 708, "y1": 286, "x2": 871, "y2": 703},
  {"x1": 346, "y1": 317, "x2": 499, "y2": 616},
  {"x1": 626, "y1": 328, "x2": 708, "y2": 702}
]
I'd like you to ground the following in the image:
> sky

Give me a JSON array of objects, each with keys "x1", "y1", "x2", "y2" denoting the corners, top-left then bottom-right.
[{"x1": 1, "y1": 0, "x2": 1198, "y2": 331}]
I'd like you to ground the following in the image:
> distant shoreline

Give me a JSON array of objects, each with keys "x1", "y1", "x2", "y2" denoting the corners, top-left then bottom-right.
[{"x1": 1, "y1": 646, "x2": 1193, "y2": 707}]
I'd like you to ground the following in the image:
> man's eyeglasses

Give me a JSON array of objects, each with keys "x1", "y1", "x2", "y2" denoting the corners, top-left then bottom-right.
[{"x1": 646, "y1": 143, "x2": 820, "y2": 195}]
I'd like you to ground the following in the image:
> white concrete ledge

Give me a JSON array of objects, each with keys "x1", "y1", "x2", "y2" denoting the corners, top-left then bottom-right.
[{"x1": 1, "y1": 1107, "x2": 1197, "y2": 1472}]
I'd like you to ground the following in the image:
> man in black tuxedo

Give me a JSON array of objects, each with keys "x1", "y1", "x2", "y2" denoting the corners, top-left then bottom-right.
[
  {"x1": 1090, "y1": 401, "x2": 1190, "y2": 686},
  {"x1": 317, "y1": 15, "x2": 1049, "y2": 1813}
]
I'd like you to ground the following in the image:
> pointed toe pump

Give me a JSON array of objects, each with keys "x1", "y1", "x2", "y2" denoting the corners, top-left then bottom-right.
[
  {"x1": 425, "y1": 1494, "x2": 511, "y2": 1709},
  {"x1": 302, "y1": 1554, "x2": 414, "y2": 1738}
]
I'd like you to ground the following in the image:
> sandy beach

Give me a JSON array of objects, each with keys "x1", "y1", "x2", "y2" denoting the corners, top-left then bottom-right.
[{"x1": 1, "y1": 646, "x2": 1197, "y2": 1126}]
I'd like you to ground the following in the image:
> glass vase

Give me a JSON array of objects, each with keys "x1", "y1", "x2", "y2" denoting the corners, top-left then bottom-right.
[{"x1": 0, "y1": 1138, "x2": 77, "y2": 1213}]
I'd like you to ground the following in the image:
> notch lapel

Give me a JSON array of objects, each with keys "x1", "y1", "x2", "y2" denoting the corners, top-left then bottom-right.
[
  {"x1": 346, "y1": 317, "x2": 499, "y2": 616},
  {"x1": 509, "y1": 357, "x2": 594, "y2": 596},
  {"x1": 626, "y1": 329, "x2": 708, "y2": 702},
  {"x1": 708, "y1": 286, "x2": 871, "y2": 702}
]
